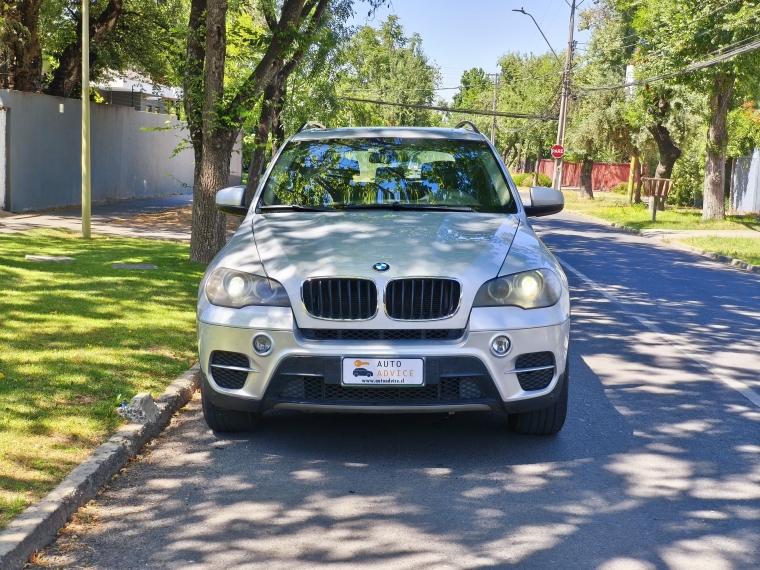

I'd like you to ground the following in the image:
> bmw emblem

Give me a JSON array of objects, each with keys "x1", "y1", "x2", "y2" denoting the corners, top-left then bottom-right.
[{"x1": 373, "y1": 262, "x2": 390, "y2": 272}]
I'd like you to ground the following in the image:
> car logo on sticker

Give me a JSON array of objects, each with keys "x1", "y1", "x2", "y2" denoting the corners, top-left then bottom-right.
[{"x1": 373, "y1": 262, "x2": 390, "y2": 272}]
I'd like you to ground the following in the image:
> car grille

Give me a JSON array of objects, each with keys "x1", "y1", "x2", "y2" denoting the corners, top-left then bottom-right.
[
  {"x1": 515, "y1": 352, "x2": 555, "y2": 391},
  {"x1": 302, "y1": 278, "x2": 377, "y2": 320},
  {"x1": 299, "y1": 329, "x2": 465, "y2": 341},
  {"x1": 386, "y1": 278, "x2": 460, "y2": 320},
  {"x1": 278, "y1": 376, "x2": 484, "y2": 402},
  {"x1": 209, "y1": 351, "x2": 250, "y2": 390}
]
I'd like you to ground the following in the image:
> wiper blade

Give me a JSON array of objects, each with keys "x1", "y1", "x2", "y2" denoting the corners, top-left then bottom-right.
[
  {"x1": 345, "y1": 202, "x2": 475, "y2": 212},
  {"x1": 259, "y1": 204, "x2": 334, "y2": 212}
]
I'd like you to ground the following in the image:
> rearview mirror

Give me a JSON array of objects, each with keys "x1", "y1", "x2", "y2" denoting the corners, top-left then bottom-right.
[
  {"x1": 216, "y1": 185, "x2": 248, "y2": 216},
  {"x1": 524, "y1": 186, "x2": 564, "y2": 217}
]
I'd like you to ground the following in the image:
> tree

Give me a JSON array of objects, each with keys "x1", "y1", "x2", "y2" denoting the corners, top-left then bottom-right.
[
  {"x1": 0, "y1": 0, "x2": 187, "y2": 96},
  {"x1": 184, "y1": 0, "x2": 385, "y2": 263},
  {"x1": 450, "y1": 54, "x2": 561, "y2": 172},
  {"x1": 2, "y1": 0, "x2": 43, "y2": 91},
  {"x1": 243, "y1": 0, "x2": 352, "y2": 205},
  {"x1": 622, "y1": 0, "x2": 760, "y2": 220},
  {"x1": 336, "y1": 15, "x2": 441, "y2": 127},
  {"x1": 498, "y1": 53, "x2": 561, "y2": 167}
]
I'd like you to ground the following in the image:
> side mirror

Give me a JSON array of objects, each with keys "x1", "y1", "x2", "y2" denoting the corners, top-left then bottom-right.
[
  {"x1": 524, "y1": 186, "x2": 564, "y2": 217},
  {"x1": 215, "y1": 185, "x2": 248, "y2": 216}
]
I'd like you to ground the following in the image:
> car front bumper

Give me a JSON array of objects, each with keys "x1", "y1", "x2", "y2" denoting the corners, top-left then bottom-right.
[{"x1": 197, "y1": 305, "x2": 570, "y2": 415}]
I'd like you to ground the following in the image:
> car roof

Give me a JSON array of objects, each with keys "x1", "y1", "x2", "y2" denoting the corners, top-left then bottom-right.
[{"x1": 290, "y1": 126, "x2": 487, "y2": 142}]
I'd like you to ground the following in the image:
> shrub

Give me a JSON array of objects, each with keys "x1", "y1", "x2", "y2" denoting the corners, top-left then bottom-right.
[
  {"x1": 669, "y1": 141, "x2": 706, "y2": 206},
  {"x1": 512, "y1": 173, "x2": 530, "y2": 186},
  {"x1": 610, "y1": 182, "x2": 628, "y2": 195},
  {"x1": 512, "y1": 173, "x2": 552, "y2": 187}
]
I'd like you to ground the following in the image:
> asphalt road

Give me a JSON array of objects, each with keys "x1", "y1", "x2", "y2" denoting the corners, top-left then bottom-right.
[{"x1": 37, "y1": 212, "x2": 760, "y2": 570}]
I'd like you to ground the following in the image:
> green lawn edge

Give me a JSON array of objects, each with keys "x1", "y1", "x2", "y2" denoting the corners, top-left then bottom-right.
[
  {"x1": 0, "y1": 229, "x2": 205, "y2": 531},
  {"x1": 675, "y1": 237, "x2": 760, "y2": 267},
  {"x1": 561, "y1": 190, "x2": 759, "y2": 232}
]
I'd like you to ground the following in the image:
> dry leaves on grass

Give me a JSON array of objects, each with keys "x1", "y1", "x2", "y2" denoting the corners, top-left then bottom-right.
[{"x1": 109, "y1": 206, "x2": 242, "y2": 232}]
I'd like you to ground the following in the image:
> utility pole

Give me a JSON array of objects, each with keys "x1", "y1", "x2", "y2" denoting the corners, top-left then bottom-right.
[
  {"x1": 489, "y1": 74, "x2": 499, "y2": 144},
  {"x1": 552, "y1": 0, "x2": 576, "y2": 191},
  {"x1": 81, "y1": 0, "x2": 91, "y2": 238}
]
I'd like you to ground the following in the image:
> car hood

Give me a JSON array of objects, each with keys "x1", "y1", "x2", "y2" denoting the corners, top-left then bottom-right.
[
  {"x1": 215, "y1": 211, "x2": 521, "y2": 330},
  {"x1": 252, "y1": 211, "x2": 519, "y2": 278}
]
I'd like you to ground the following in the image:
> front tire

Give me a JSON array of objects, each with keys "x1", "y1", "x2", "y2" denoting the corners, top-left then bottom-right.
[
  {"x1": 508, "y1": 358, "x2": 569, "y2": 435},
  {"x1": 201, "y1": 382, "x2": 262, "y2": 432}
]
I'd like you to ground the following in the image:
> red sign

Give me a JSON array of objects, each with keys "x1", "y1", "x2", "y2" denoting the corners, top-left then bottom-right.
[{"x1": 551, "y1": 144, "x2": 565, "y2": 159}]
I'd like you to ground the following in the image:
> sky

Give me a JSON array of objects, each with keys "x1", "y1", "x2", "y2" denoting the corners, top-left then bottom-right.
[{"x1": 349, "y1": 0, "x2": 590, "y2": 100}]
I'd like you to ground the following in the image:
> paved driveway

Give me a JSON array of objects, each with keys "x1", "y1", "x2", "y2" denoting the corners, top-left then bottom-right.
[
  {"x1": 0, "y1": 195, "x2": 193, "y2": 241},
  {"x1": 36, "y1": 213, "x2": 760, "y2": 570}
]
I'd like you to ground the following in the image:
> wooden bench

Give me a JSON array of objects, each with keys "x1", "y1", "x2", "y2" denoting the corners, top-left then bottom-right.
[{"x1": 641, "y1": 177, "x2": 674, "y2": 221}]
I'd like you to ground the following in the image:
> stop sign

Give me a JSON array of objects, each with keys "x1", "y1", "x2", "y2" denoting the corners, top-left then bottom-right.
[{"x1": 551, "y1": 144, "x2": 565, "y2": 159}]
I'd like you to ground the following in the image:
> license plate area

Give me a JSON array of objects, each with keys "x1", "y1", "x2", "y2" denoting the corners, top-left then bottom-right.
[{"x1": 342, "y1": 358, "x2": 424, "y2": 386}]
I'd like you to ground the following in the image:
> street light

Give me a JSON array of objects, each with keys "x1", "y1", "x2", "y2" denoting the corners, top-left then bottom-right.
[
  {"x1": 512, "y1": 3, "x2": 577, "y2": 191},
  {"x1": 511, "y1": 8, "x2": 561, "y2": 65}
]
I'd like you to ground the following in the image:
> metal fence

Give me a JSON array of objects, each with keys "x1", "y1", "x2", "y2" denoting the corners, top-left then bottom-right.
[
  {"x1": 0, "y1": 90, "x2": 242, "y2": 213},
  {"x1": 731, "y1": 149, "x2": 760, "y2": 214}
]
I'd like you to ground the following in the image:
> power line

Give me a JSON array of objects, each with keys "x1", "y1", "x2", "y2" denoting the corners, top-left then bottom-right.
[
  {"x1": 578, "y1": 0, "x2": 747, "y2": 59},
  {"x1": 576, "y1": 37, "x2": 760, "y2": 92},
  {"x1": 344, "y1": 86, "x2": 462, "y2": 92},
  {"x1": 341, "y1": 70, "x2": 563, "y2": 96},
  {"x1": 590, "y1": 0, "x2": 744, "y2": 48},
  {"x1": 338, "y1": 96, "x2": 559, "y2": 120}
]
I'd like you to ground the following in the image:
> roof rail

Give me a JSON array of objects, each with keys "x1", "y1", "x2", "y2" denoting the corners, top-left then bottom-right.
[
  {"x1": 297, "y1": 121, "x2": 327, "y2": 133},
  {"x1": 454, "y1": 120, "x2": 480, "y2": 134}
]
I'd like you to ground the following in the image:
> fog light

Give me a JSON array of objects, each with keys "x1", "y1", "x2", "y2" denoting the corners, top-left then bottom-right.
[
  {"x1": 252, "y1": 333, "x2": 273, "y2": 356},
  {"x1": 491, "y1": 335, "x2": 511, "y2": 357}
]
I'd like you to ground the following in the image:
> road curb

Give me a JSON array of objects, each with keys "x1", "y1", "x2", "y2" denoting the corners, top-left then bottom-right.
[
  {"x1": 565, "y1": 210, "x2": 760, "y2": 276},
  {"x1": 0, "y1": 364, "x2": 201, "y2": 570}
]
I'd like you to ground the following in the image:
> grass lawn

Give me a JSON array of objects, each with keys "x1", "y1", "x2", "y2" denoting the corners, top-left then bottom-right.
[
  {"x1": 0, "y1": 229, "x2": 204, "y2": 530},
  {"x1": 676, "y1": 237, "x2": 760, "y2": 267},
  {"x1": 561, "y1": 190, "x2": 760, "y2": 231}
]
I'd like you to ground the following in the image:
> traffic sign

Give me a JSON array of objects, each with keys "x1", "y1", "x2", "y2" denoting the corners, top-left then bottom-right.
[{"x1": 551, "y1": 144, "x2": 565, "y2": 159}]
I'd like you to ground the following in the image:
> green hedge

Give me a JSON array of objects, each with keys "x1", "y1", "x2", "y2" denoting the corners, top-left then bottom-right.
[
  {"x1": 610, "y1": 182, "x2": 629, "y2": 194},
  {"x1": 511, "y1": 172, "x2": 552, "y2": 187}
]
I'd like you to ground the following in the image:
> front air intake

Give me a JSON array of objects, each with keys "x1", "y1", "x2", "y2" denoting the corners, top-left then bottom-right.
[
  {"x1": 514, "y1": 352, "x2": 555, "y2": 391},
  {"x1": 386, "y1": 278, "x2": 460, "y2": 320},
  {"x1": 302, "y1": 278, "x2": 377, "y2": 320}
]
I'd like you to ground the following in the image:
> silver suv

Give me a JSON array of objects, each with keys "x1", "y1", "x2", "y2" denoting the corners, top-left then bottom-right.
[{"x1": 197, "y1": 125, "x2": 570, "y2": 435}]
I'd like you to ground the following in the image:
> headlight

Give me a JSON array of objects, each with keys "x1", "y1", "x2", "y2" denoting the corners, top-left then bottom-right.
[
  {"x1": 473, "y1": 268, "x2": 562, "y2": 309},
  {"x1": 205, "y1": 268, "x2": 290, "y2": 308}
]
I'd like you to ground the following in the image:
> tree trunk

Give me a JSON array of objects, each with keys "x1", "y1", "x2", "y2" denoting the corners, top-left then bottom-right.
[
  {"x1": 627, "y1": 154, "x2": 639, "y2": 204},
  {"x1": 244, "y1": 80, "x2": 278, "y2": 206},
  {"x1": 514, "y1": 142, "x2": 522, "y2": 172},
  {"x1": 46, "y1": 0, "x2": 125, "y2": 97},
  {"x1": 647, "y1": 123, "x2": 681, "y2": 179},
  {"x1": 634, "y1": 160, "x2": 643, "y2": 204},
  {"x1": 533, "y1": 142, "x2": 542, "y2": 186},
  {"x1": 190, "y1": 0, "x2": 231, "y2": 264},
  {"x1": 578, "y1": 156, "x2": 594, "y2": 199},
  {"x1": 702, "y1": 71, "x2": 735, "y2": 221},
  {"x1": 183, "y1": 0, "x2": 206, "y2": 162},
  {"x1": 271, "y1": 79, "x2": 286, "y2": 155},
  {"x1": 8, "y1": 0, "x2": 43, "y2": 92},
  {"x1": 502, "y1": 143, "x2": 515, "y2": 165}
]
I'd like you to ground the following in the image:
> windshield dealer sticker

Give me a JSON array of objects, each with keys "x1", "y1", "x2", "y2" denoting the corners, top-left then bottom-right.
[{"x1": 342, "y1": 358, "x2": 424, "y2": 386}]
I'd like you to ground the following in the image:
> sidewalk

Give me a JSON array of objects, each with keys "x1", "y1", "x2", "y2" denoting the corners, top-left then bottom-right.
[
  {"x1": 638, "y1": 228, "x2": 760, "y2": 239},
  {"x1": 0, "y1": 195, "x2": 193, "y2": 241}
]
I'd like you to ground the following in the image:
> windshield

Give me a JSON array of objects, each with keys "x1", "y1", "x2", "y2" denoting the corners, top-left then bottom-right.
[{"x1": 258, "y1": 137, "x2": 518, "y2": 213}]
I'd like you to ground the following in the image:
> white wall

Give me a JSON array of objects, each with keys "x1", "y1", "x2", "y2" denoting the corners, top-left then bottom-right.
[{"x1": 0, "y1": 90, "x2": 243, "y2": 212}]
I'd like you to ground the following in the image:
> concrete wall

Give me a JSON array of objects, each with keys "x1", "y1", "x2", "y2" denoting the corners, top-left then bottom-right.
[{"x1": 0, "y1": 90, "x2": 243, "y2": 212}]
